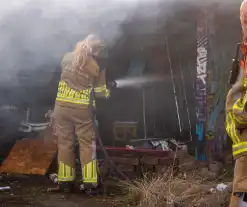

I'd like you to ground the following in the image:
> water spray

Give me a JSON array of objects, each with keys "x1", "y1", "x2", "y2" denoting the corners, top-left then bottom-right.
[
  {"x1": 107, "y1": 75, "x2": 165, "y2": 140},
  {"x1": 110, "y1": 75, "x2": 165, "y2": 89}
]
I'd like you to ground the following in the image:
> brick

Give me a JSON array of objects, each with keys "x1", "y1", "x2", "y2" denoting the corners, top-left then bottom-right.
[
  {"x1": 155, "y1": 165, "x2": 169, "y2": 173},
  {"x1": 136, "y1": 164, "x2": 155, "y2": 176},
  {"x1": 110, "y1": 157, "x2": 139, "y2": 166},
  {"x1": 181, "y1": 160, "x2": 197, "y2": 172},
  {"x1": 110, "y1": 166, "x2": 138, "y2": 180},
  {"x1": 116, "y1": 164, "x2": 135, "y2": 173},
  {"x1": 158, "y1": 157, "x2": 179, "y2": 166},
  {"x1": 140, "y1": 156, "x2": 158, "y2": 165},
  {"x1": 123, "y1": 172, "x2": 138, "y2": 180},
  {"x1": 176, "y1": 151, "x2": 195, "y2": 164},
  {"x1": 140, "y1": 164, "x2": 155, "y2": 173}
]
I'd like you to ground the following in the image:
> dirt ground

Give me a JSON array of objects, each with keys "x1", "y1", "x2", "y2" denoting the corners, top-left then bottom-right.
[{"x1": 0, "y1": 175, "x2": 123, "y2": 207}]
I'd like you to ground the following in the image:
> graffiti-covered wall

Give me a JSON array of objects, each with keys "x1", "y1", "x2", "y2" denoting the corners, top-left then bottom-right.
[
  {"x1": 195, "y1": 10, "x2": 208, "y2": 161},
  {"x1": 201, "y1": 4, "x2": 241, "y2": 160}
]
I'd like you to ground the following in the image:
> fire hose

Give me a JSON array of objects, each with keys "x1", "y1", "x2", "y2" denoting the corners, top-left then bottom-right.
[{"x1": 89, "y1": 80, "x2": 130, "y2": 181}]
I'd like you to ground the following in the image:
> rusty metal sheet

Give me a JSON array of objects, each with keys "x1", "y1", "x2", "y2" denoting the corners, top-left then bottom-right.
[{"x1": 0, "y1": 134, "x2": 57, "y2": 175}]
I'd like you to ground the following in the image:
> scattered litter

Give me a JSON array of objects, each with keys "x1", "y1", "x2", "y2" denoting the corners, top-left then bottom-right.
[
  {"x1": 216, "y1": 183, "x2": 228, "y2": 192},
  {"x1": 0, "y1": 186, "x2": 11, "y2": 192},
  {"x1": 126, "y1": 145, "x2": 134, "y2": 149},
  {"x1": 179, "y1": 144, "x2": 188, "y2": 151},
  {"x1": 183, "y1": 172, "x2": 187, "y2": 179},
  {"x1": 151, "y1": 140, "x2": 171, "y2": 151},
  {"x1": 209, "y1": 183, "x2": 229, "y2": 194},
  {"x1": 210, "y1": 188, "x2": 217, "y2": 194},
  {"x1": 80, "y1": 184, "x2": 85, "y2": 191},
  {"x1": 169, "y1": 139, "x2": 187, "y2": 151},
  {"x1": 49, "y1": 173, "x2": 58, "y2": 184}
]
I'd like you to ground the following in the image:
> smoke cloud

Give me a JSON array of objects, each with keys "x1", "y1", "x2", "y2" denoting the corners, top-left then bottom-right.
[
  {"x1": 0, "y1": 0, "x2": 143, "y2": 86},
  {"x1": 0, "y1": 0, "x2": 241, "y2": 87}
]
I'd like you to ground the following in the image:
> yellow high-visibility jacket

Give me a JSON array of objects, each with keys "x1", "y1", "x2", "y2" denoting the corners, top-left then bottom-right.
[
  {"x1": 56, "y1": 52, "x2": 110, "y2": 108},
  {"x1": 226, "y1": 66, "x2": 247, "y2": 159}
]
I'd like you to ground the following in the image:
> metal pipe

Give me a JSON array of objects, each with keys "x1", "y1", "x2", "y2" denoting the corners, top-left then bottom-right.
[
  {"x1": 19, "y1": 122, "x2": 49, "y2": 132},
  {"x1": 165, "y1": 35, "x2": 182, "y2": 134},
  {"x1": 25, "y1": 108, "x2": 30, "y2": 123},
  {"x1": 19, "y1": 124, "x2": 32, "y2": 133},
  {"x1": 179, "y1": 55, "x2": 193, "y2": 140},
  {"x1": 142, "y1": 89, "x2": 147, "y2": 139}
]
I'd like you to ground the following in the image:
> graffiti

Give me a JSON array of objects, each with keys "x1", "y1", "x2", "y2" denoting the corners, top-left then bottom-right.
[
  {"x1": 195, "y1": 10, "x2": 208, "y2": 160},
  {"x1": 206, "y1": 10, "x2": 228, "y2": 158},
  {"x1": 196, "y1": 122, "x2": 204, "y2": 141},
  {"x1": 196, "y1": 41, "x2": 208, "y2": 122}
]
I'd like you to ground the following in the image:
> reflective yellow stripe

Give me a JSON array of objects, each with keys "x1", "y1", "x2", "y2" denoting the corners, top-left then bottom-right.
[
  {"x1": 233, "y1": 95, "x2": 247, "y2": 111},
  {"x1": 94, "y1": 85, "x2": 106, "y2": 92},
  {"x1": 58, "y1": 161, "x2": 75, "y2": 182},
  {"x1": 230, "y1": 113, "x2": 241, "y2": 143},
  {"x1": 83, "y1": 160, "x2": 98, "y2": 184},
  {"x1": 94, "y1": 85, "x2": 110, "y2": 98},
  {"x1": 232, "y1": 142, "x2": 247, "y2": 156},
  {"x1": 225, "y1": 113, "x2": 234, "y2": 142},
  {"x1": 232, "y1": 94, "x2": 247, "y2": 124},
  {"x1": 93, "y1": 160, "x2": 97, "y2": 180},
  {"x1": 233, "y1": 141, "x2": 247, "y2": 148},
  {"x1": 244, "y1": 77, "x2": 247, "y2": 87},
  {"x1": 233, "y1": 113, "x2": 247, "y2": 125},
  {"x1": 225, "y1": 112, "x2": 241, "y2": 144},
  {"x1": 105, "y1": 88, "x2": 110, "y2": 98},
  {"x1": 56, "y1": 80, "x2": 96, "y2": 105},
  {"x1": 56, "y1": 97, "x2": 95, "y2": 105}
]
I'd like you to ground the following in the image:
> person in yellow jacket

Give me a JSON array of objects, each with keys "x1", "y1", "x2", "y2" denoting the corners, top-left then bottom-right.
[
  {"x1": 227, "y1": 1, "x2": 247, "y2": 205},
  {"x1": 52, "y1": 34, "x2": 110, "y2": 194}
]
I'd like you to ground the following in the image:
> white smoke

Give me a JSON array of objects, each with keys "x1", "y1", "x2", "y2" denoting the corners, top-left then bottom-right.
[
  {"x1": 0, "y1": 0, "x2": 241, "y2": 86},
  {"x1": 0, "y1": 0, "x2": 142, "y2": 86}
]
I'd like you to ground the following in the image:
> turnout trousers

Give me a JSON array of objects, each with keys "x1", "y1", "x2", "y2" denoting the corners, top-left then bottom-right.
[
  {"x1": 53, "y1": 104, "x2": 98, "y2": 186},
  {"x1": 229, "y1": 156, "x2": 247, "y2": 207}
]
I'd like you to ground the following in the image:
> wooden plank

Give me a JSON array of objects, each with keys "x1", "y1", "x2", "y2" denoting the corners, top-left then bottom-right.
[{"x1": 0, "y1": 137, "x2": 57, "y2": 175}]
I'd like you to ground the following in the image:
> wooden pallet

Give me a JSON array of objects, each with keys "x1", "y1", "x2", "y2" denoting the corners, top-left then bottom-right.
[{"x1": 0, "y1": 129, "x2": 57, "y2": 175}]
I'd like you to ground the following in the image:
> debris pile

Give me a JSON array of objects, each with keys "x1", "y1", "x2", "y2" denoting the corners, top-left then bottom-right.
[{"x1": 120, "y1": 153, "x2": 232, "y2": 207}]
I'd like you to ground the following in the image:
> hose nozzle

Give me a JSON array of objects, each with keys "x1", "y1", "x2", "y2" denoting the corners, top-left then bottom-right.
[{"x1": 107, "y1": 80, "x2": 117, "y2": 89}]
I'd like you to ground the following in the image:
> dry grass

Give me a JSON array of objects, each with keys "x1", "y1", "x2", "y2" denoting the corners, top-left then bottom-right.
[
  {"x1": 120, "y1": 166, "x2": 231, "y2": 207},
  {"x1": 117, "y1": 143, "x2": 232, "y2": 207}
]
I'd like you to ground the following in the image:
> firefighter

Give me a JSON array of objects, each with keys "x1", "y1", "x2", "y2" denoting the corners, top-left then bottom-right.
[
  {"x1": 226, "y1": 1, "x2": 247, "y2": 205},
  {"x1": 52, "y1": 34, "x2": 110, "y2": 194}
]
